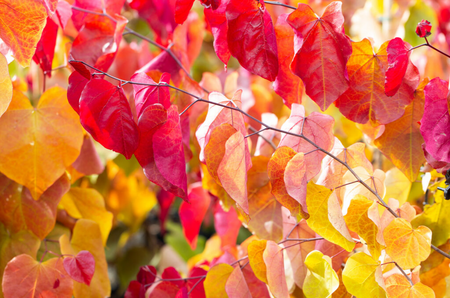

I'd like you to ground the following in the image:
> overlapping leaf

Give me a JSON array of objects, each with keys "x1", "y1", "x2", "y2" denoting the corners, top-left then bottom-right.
[
  {"x1": 263, "y1": 241, "x2": 289, "y2": 298},
  {"x1": 0, "y1": 52, "x2": 12, "y2": 118},
  {"x1": 132, "y1": 72, "x2": 171, "y2": 117},
  {"x1": 385, "y1": 274, "x2": 435, "y2": 298},
  {"x1": 63, "y1": 251, "x2": 96, "y2": 286},
  {"x1": 71, "y1": 0, "x2": 125, "y2": 29},
  {"x1": 204, "y1": 0, "x2": 230, "y2": 65},
  {"x1": 214, "y1": 203, "x2": 241, "y2": 248},
  {"x1": 204, "y1": 263, "x2": 234, "y2": 298},
  {"x1": 335, "y1": 38, "x2": 418, "y2": 125},
  {"x1": 2, "y1": 255, "x2": 73, "y2": 298},
  {"x1": 0, "y1": 87, "x2": 83, "y2": 199},
  {"x1": 287, "y1": 2, "x2": 351, "y2": 111},
  {"x1": 32, "y1": 18, "x2": 58, "y2": 76},
  {"x1": 225, "y1": 266, "x2": 252, "y2": 298},
  {"x1": 226, "y1": 0, "x2": 278, "y2": 81},
  {"x1": 247, "y1": 240, "x2": 268, "y2": 284},
  {"x1": 374, "y1": 79, "x2": 428, "y2": 181},
  {"x1": 302, "y1": 250, "x2": 339, "y2": 298}
]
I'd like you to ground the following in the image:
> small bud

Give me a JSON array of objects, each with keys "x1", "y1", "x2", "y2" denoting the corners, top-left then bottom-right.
[{"x1": 416, "y1": 20, "x2": 432, "y2": 38}]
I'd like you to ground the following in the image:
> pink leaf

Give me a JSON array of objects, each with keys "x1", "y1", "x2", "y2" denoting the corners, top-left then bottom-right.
[
  {"x1": 79, "y1": 79, "x2": 139, "y2": 159},
  {"x1": 52, "y1": 0, "x2": 72, "y2": 29},
  {"x1": 179, "y1": 184, "x2": 211, "y2": 249},
  {"x1": 225, "y1": 266, "x2": 252, "y2": 298},
  {"x1": 214, "y1": 202, "x2": 241, "y2": 248},
  {"x1": 63, "y1": 250, "x2": 95, "y2": 285},
  {"x1": 226, "y1": 0, "x2": 279, "y2": 81},
  {"x1": 263, "y1": 241, "x2": 289, "y2": 298}
]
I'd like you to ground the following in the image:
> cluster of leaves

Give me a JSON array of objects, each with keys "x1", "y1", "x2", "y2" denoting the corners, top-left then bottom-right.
[{"x1": 3, "y1": 0, "x2": 450, "y2": 297}]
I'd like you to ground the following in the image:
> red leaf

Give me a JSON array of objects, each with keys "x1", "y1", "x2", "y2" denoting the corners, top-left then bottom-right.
[
  {"x1": 147, "y1": 281, "x2": 180, "y2": 298},
  {"x1": 70, "y1": 14, "x2": 127, "y2": 73},
  {"x1": 137, "y1": 265, "x2": 158, "y2": 285},
  {"x1": 79, "y1": 79, "x2": 139, "y2": 159},
  {"x1": 129, "y1": 0, "x2": 177, "y2": 46},
  {"x1": 241, "y1": 266, "x2": 271, "y2": 298},
  {"x1": 273, "y1": 14, "x2": 303, "y2": 108},
  {"x1": 51, "y1": 0, "x2": 72, "y2": 29},
  {"x1": 204, "y1": 0, "x2": 230, "y2": 65},
  {"x1": 420, "y1": 78, "x2": 450, "y2": 164},
  {"x1": 385, "y1": 38, "x2": 419, "y2": 97},
  {"x1": 175, "y1": 0, "x2": 195, "y2": 24},
  {"x1": 63, "y1": 250, "x2": 95, "y2": 285},
  {"x1": 71, "y1": 0, "x2": 125, "y2": 30},
  {"x1": 226, "y1": 0, "x2": 279, "y2": 81},
  {"x1": 214, "y1": 202, "x2": 241, "y2": 248},
  {"x1": 132, "y1": 72, "x2": 171, "y2": 117},
  {"x1": 179, "y1": 184, "x2": 211, "y2": 249},
  {"x1": 157, "y1": 190, "x2": 176, "y2": 235},
  {"x1": 125, "y1": 280, "x2": 146, "y2": 298},
  {"x1": 32, "y1": 17, "x2": 58, "y2": 76},
  {"x1": 162, "y1": 267, "x2": 184, "y2": 288},
  {"x1": 416, "y1": 19, "x2": 432, "y2": 38},
  {"x1": 287, "y1": 2, "x2": 351, "y2": 111},
  {"x1": 175, "y1": 287, "x2": 189, "y2": 298},
  {"x1": 187, "y1": 266, "x2": 207, "y2": 298},
  {"x1": 67, "y1": 71, "x2": 89, "y2": 115},
  {"x1": 201, "y1": 0, "x2": 221, "y2": 9}
]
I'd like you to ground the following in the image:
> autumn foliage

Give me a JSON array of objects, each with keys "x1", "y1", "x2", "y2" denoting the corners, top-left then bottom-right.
[{"x1": 3, "y1": 0, "x2": 450, "y2": 297}]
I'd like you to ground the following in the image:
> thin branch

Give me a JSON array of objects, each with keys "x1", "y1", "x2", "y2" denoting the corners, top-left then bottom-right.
[
  {"x1": 264, "y1": 1, "x2": 297, "y2": 10},
  {"x1": 188, "y1": 276, "x2": 206, "y2": 296},
  {"x1": 431, "y1": 244, "x2": 450, "y2": 259},
  {"x1": 279, "y1": 237, "x2": 324, "y2": 245},
  {"x1": 248, "y1": 126, "x2": 277, "y2": 150},
  {"x1": 394, "y1": 263, "x2": 413, "y2": 286},
  {"x1": 409, "y1": 37, "x2": 450, "y2": 59},
  {"x1": 335, "y1": 180, "x2": 360, "y2": 190},
  {"x1": 245, "y1": 127, "x2": 269, "y2": 138}
]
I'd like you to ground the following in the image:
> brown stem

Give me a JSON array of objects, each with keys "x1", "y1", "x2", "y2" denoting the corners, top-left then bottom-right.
[{"x1": 264, "y1": 1, "x2": 296, "y2": 10}]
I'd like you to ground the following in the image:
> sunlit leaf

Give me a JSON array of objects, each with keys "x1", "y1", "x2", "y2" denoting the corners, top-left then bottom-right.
[
  {"x1": 225, "y1": 266, "x2": 252, "y2": 298},
  {"x1": 263, "y1": 240, "x2": 289, "y2": 298},
  {"x1": 63, "y1": 251, "x2": 96, "y2": 286},
  {"x1": 0, "y1": 52, "x2": 12, "y2": 117},
  {"x1": 385, "y1": 274, "x2": 435, "y2": 298},
  {"x1": 248, "y1": 240, "x2": 268, "y2": 284},
  {"x1": 302, "y1": 250, "x2": 339, "y2": 298},
  {"x1": 204, "y1": 263, "x2": 234, "y2": 298}
]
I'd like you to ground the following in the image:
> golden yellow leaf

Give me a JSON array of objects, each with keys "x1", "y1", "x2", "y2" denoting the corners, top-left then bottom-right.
[
  {"x1": 0, "y1": 87, "x2": 83, "y2": 199},
  {"x1": 248, "y1": 239, "x2": 268, "y2": 284},
  {"x1": 0, "y1": 52, "x2": 12, "y2": 117},
  {"x1": 384, "y1": 218, "x2": 432, "y2": 269},
  {"x1": 204, "y1": 263, "x2": 234, "y2": 298},
  {"x1": 385, "y1": 274, "x2": 435, "y2": 298},
  {"x1": 59, "y1": 219, "x2": 110, "y2": 298}
]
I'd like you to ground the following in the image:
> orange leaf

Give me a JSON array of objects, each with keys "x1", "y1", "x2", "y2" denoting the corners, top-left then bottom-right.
[
  {"x1": 263, "y1": 241, "x2": 289, "y2": 298},
  {"x1": 0, "y1": 87, "x2": 83, "y2": 199},
  {"x1": 0, "y1": 52, "x2": 12, "y2": 117},
  {"x1": 335, "y1": 38, "x2": 418, "y2": 125},
  {"x1": 374, "y1": 79, "x2": 429, "y2": 182},
  {"x1": 384, "y1": 218, "x2": 432, "y2": 269},
  {"x1": 247, "y1": 240, "x2": 268, "y2": 284},
  {"x1": 0, "y1": 0, "x2": 49, "y2": 66},
  {"x1": 385, "y1": 274, "x2": 435, "y2": 298},
  {"x1": 59, "y1": 219, "x2": 110, "y2": 298},
  {"x1": 2, "y1": 254, "x2": 73, "y2": 298},
  {"x1": 0, "y1": 173, "x2": 70, "y2": 239}
]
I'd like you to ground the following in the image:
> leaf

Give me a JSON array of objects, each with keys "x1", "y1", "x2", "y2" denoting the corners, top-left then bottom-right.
[
  {"x1": 204, "y1": 263, "x2": 234, "y2": 298},
  {"x1": 263, "y1": 240, "x2": 289, "y2": 298},
  {"x1": 71, "y1": 135, "x2": 105, "y2": 177},
  {"x1": 273, "y1": 14, "x2": 303, "y2": 108},
  {"x1": 241, "y1": 265, "x2": 271, "y2": 298},
  {"x1": 204, "y1": 1, "x2": 230, "y2": 65},
  {"x1": 59, "y1": 187, "x2": 113, "y2": 245},
  {"x1": 0, "y1": 225, "x2": 40, "y2": 298},
  {"x1": 344, "y1": 195, "x2": 384, "y2": 259},
  {"x1": 385, "y1": 38, "x2": 420, "y2": 97},
  {"x1": 187, "y1": 266, "x2": 207, "y2": 298},
  {"x1": 247, "y1": 155, "x2": 283, "y2": 242},
  {"x1": 0, "y1": 173, "x2": 70, "y2": 239},
  {"x1": 0, "y1": 0, "x2": 48, "y2": 66},
  {"x1": 0, "y1": 87, "x2": 83, "y2": 199},
  {"x1": 0, "y1": 52, "x2": 12, "y2": 118},
  {"x1": 226, "y1": 0, "x2": 278, "y2": 81},
  {"x1": 278, "y1": 104, "x2": 334, "y2": 178},
  {"x1": 225, "y1": 266, "x2": 252, "y2": 298},
  {"x1": 385, "y1": 274, "x2": 435, "y2": 298},
  {"x1": 214, "y1": 203, "x2": 241, "y2": 248},
  {"x1": 302, "y1": 250, "x2": 339, "y2": 298},
  {"x1": 67, "y1": 71, "x2": 90, "y2": 115},
  {"x1": 420, "y1": 78, "x2": 450, "y2": 164},
  {"x1": 79, "y1": 79, "x2": 139, "y2": 159},
  {"x1": 71, "y1": 0, "x2": 125, "y2": 30},
  {"x1": 254, "y1": 113, "x2": 279, "y2": 157},
  {"x1": 32, "y1": 18, "x2": 58, "y2": 76},
  {"x1": 131, "y1": 72, "x2": 171, "y2": 117},
  {"x1": 70, "y1": 14, "x2": 127, "y2": 73},
  {"x1": 342, "y1": 252, "x2": 387, "y2": 298},
  {"x1": 247, "y1": 240, "x2": 268, "y2": 284},
  {"x1": 287, "y1": 2, "x2": 351, "y2": 111},
  {"x1": 412, "y1": 188, "x2": 450, "y2": 246},
  {"x1": 2, "y1": 254, "x2": 73, "y2": 298},
  {"x1": 51, "y1": 0, "x2": 72, "y2": 29},
  {"x1": 335, "y1": 38, "x2": 418, "y2": 125},
  {"x1": 63, "y1": 251, "x2": 96, "y2": 286},
  {"x1": 284, "y1": 152, "x2": 309, "y2": 215},
  {"x1": 306, "y1": 182, "x2": 355, "y2": 252},
  {"x1": 384, "y1": 218, "x2": 432, "y2": 269},
  {"x1": 179, "y1": 184, "x2": 211, "y2": 250},
  {"x1": 383, "y1": 167, "x2": 412, "y2": 206},
  {"x1": 174, "y1": 0, "x2": 195, "y2": 24},
  {"x1": 268, "y1": 146, "x2": 304, "y2": 218},
  {"x1": 59, "y1": 219, "x2": 110, "y2": 298},
  {"x1": 375, "y1": 77, "x2": 427, "y2": 182}
]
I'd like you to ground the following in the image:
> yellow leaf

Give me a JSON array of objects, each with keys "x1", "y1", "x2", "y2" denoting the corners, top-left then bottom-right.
[
  {"x1": 248, "y1": 239, "x2": 268, "y2": 284},
  {"x1": 344, "y1": 195, "x2": 384, "y2": 259},
  {"x1": 342, "y1": 252, "x2": 387, "y2": 298},
  {"x1": 0, "y1": 87, "x2": 83, "y2": 199},
  {"x1": 0, "y1": 52, "x2": 12, "y2": 117},
  {"x1": 383, "y1": 167, "x2": 411, "y2": 206},
  {"x1": 59, "y1": 219, "x2": 110, "y2": 298},
  {"x1": 59, "y1": 187, "x2": 113, "y2": 246},
  {"x1": 385, "y1": 274, "x2": 435, "y2": 298},
  {"x1": 302, "y1": 251, "x2": 339, "y2": 298},
  {"x1": 204, "y1": 263, "x2": 234, "y2": 298},
  {"x1": 384, "y1": 218, "x2": 432, "y2": 269},
  {"x1": 306, "y1": 182, "x2": 355, "y2": 252}
]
